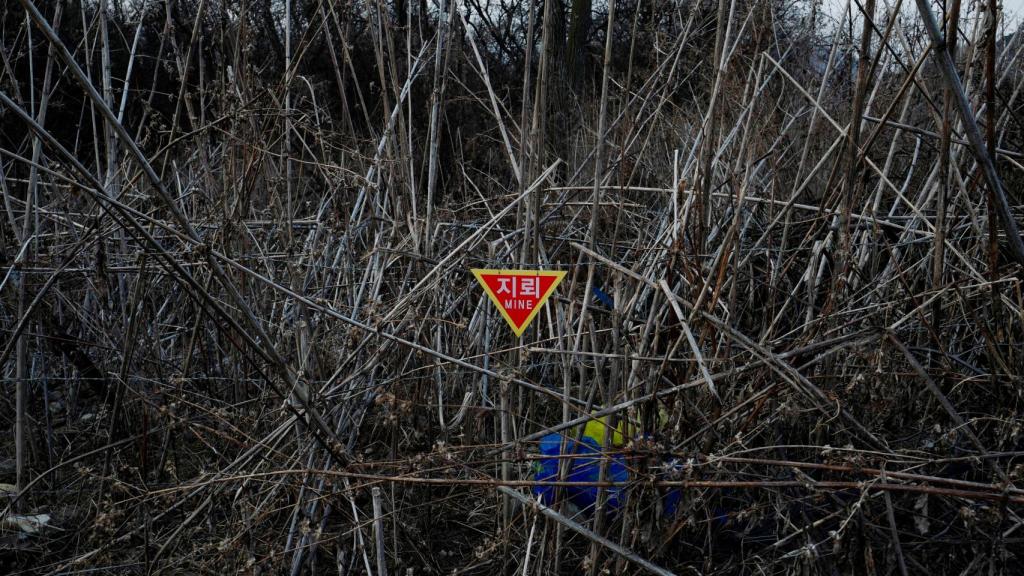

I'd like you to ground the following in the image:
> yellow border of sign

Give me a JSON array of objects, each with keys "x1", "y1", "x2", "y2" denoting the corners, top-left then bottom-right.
[{"x1": 470, "y1": 269, "x2": 566, "y2": 338}]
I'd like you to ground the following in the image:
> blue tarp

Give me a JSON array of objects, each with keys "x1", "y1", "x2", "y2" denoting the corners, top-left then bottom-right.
[{"x1": 532, "y1": 432, "x2": 682, "y2": 515}]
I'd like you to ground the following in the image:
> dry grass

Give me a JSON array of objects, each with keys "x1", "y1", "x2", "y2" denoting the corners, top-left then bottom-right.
[{"x1": 1, "y1": 0, "x2": 1023, "y2": 574}]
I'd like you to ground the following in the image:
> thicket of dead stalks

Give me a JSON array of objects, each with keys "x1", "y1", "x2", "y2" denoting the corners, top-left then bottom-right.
[{"x1": 2, "y1": 0, "x2": 1024, "y2": 574}]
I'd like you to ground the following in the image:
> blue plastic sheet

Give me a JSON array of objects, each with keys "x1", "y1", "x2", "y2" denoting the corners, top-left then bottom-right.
[
  {"x1": 532, "y1": 433, "x2": 627, "y2": 510},
  {"x1": 533, "y1": 433, "x2": 688, "y2": 517}
]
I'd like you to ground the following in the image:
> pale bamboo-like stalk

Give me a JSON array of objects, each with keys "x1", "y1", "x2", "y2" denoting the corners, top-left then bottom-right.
[{"x1": 425, "y1": 0, "x2": 452, "y2": 255}]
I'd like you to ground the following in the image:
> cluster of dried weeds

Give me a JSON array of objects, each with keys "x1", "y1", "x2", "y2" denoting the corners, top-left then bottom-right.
[{"x1": 1, "y1": 0, "x2": 1023, "y2": 574}]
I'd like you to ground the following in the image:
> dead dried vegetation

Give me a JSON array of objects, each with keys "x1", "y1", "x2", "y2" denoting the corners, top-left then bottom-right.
[{"x1": 2, "y1": 0, "x2": 1024, "y2": 574}]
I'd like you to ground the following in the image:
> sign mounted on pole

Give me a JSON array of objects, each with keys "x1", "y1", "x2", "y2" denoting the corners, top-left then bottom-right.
[{"x1": 471, "y1": 269, "x2": 566, "y2": 337}]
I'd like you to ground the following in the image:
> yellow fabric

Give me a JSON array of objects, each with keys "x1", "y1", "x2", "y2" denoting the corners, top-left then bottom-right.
[
  {"x1": 582, "y1": 417, "x2": 627, "y2": 446},
  {"x1": 581, "y1": 408, "x2": 669, "y2": 447}
]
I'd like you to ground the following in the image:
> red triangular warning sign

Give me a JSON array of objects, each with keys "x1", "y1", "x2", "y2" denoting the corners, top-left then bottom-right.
[{"x1": 471, "y1": 269, "x2": 566, "y2": 337}]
